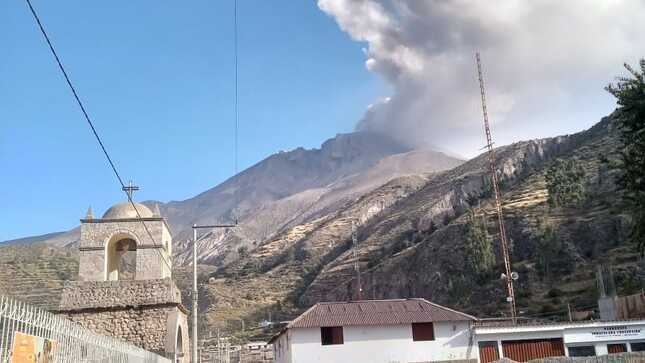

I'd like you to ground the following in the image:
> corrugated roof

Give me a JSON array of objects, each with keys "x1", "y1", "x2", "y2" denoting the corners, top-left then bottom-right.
[{"x1": 287, "y1": 298, "x2": 476, "y2": 329}]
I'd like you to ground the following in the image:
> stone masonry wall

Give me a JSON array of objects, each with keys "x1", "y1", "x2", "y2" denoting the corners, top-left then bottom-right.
[
  {"x1": 61, "y1": 305, "x2": 173, "y2": 354},
  {"x1": 59, "y1": 278, "x2": 182, "y2": 310},
  {"x1": 80, "y1": 219, "x2": 168, "y2": 249},
  {"x1": 58, "y1": 278, "x2": 189, "y2": 360},
  {"x1": 78, "y1": 219, "x2": 172, "y2": 281}
]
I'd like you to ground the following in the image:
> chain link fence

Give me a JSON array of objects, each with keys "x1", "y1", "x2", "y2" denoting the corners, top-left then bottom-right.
[{"x1": 0, "y1": 295, "x2": 170, "y2": 363}]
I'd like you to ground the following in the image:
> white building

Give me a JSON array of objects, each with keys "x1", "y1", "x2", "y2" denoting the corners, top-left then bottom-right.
[
  {"x1": 269, "y1": 298, "x2": 477, "y2": 363},
  {"x1": 271, "y1": 298, "x2": 645, "y2": 363},
  {"x1": 474, "y1": 319, "x2": 645, "y2": 362}
]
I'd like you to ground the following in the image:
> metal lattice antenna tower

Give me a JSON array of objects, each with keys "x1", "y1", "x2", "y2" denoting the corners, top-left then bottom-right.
[
  {"x1": 351, "y1": 220, "x2": 363, "y2": 300},
  {"x1": 475, "y1": 52, "x2": 517, "y2": 322}
]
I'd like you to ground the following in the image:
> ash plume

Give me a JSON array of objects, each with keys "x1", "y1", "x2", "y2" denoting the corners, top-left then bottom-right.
[{"x1": 318, "y1": 0, "x2": 645, "y2": 156}]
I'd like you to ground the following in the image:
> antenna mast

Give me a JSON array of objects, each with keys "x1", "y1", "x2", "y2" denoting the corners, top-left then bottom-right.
[
  {"x1": 351, "y1": 220, "x2": 363, "y2": 300},
  {"x1": 475, "y1": 52, "x2": 516, "y2": 322}
]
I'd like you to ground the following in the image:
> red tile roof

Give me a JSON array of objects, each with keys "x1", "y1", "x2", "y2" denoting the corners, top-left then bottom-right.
[{"x1": 287, "y1": 298, "x2": 476, "y2": 329}]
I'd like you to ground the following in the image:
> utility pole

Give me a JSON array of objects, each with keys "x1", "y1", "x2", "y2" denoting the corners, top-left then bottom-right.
[
  {"x1": 351, "y1": 220, "x2": 363, "y2": 300},
  {"x1": 475, "y1": 52, "x2": 517, "y2": 322},
  {"x1": 192, "y1": 223, "x2": 236, "y2": 363}
]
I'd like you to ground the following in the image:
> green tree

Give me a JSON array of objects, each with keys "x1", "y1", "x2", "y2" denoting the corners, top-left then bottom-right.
[
  {"x1": 464, "y1": 209, "x2": 495, "y2": 276},
  {"x1": 535, "y1": 219, "x2": 560, "y2": 279},
  {"x1": 545, "y1": 158, "x2": 586, "y2": 208},
  {"x1": 535, "y1": 219, "x2": 572, "y2": 281},
  {"x1": 237, "y1": 245, "x2": 249, "y2": 258},
  {"x1": 606, "y1": 60, "x2": 645, "y2": 255}
]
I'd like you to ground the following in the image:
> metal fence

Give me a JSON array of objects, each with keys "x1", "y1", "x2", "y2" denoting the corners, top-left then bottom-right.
[
  {"x1": 0, "y1": 295, "x2": 170, "y2": 363},
  {"x1": 526, "y1": 352, "x2": 645, "y2": 363}
]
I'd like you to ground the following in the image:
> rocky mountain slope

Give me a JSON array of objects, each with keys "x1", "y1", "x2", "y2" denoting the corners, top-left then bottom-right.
[
  {"x1": 1, "y1": 228, "x2": 80, "y2": 248},
  {"x1": 2, "y1": 131, "x2": 461, "y2": 268},
  {"x1": 0, "y1": 130, "x2": 460, "y2": 309},
  {"x1": 0, "y1": 114, "x2": 639, "y2": 346},
  {"x1": 192, "y1": 114, "x2": 640, "y2": 342}
]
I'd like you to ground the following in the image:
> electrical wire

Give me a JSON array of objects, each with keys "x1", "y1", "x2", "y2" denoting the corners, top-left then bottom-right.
[{"x1": 24, "y1": 0, "x2": 170, "y2": 270}]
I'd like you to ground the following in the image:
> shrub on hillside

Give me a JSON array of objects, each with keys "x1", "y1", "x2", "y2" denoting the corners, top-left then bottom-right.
[
  {"x1": 535, "y1": 219, "x2": 573, "y2": 281},
  {"x1": 463, "y1": 209, "x2": 495, "y2": 277},
  {"x1": 545, "y1": 158, "x2": 586, "y2": 208}
]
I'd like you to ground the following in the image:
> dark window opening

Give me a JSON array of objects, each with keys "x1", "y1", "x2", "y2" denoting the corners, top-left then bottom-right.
[
  {"x1": 568, "y1": 346, "x2": 596, "y2": 357},
  {"x1": 631, "y1": 342, "x2": 645, "y2": 352},
  {"x1": 321, "y1": 326, "x2": 343, "y2": 345},
  {"x1": 412, "y1": 322, "x2": 435, "y2": 341}
]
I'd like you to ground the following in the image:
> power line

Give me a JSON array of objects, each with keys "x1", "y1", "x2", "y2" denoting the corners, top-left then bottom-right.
[{"x1": 23, "y1": 0, "x2": 170, "y2": 270}]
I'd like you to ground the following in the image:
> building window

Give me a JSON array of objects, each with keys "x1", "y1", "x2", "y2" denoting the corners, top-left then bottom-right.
[
  {"x1": 568, "y1": 346, "x2": 596, "y2": 357},
  {"x1": 412, "y1": 322, "x2": 435, "y2": 341},
  {"x1": 631, "y1": 342, "x2": 645, "y2": 352},
  {"x1": 321, "y1": 327, "x2": 343, "y2": 345}
]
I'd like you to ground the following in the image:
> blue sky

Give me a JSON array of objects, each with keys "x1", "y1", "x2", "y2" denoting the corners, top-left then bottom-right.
[{"x1": 0, "y1": 1, "x2": 386, "y2": 240}]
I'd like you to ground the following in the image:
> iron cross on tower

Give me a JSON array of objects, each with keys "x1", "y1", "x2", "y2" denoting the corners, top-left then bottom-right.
[{"x1": 122, "y1": 180, "x2": 140, "y2": 200}]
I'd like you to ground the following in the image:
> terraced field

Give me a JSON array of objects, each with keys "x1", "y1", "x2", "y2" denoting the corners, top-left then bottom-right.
[{"x1": 0, "y1": 244, "x2": 78, "y2": 309}]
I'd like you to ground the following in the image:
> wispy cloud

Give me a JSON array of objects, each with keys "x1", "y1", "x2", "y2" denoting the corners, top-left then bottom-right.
[{"x1": 318, "y1": 0, "x2": 645, "y2": 156}]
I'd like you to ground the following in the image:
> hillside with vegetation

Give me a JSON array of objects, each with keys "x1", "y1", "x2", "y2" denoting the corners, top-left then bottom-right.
[
  {"x1": 188, "y1": 110, "x2": 644, "y2": 343},
  {"x1": 0, "y1": 111, "x2": 639, "y2": 345},
  {"x1": 2, "y1": 60, "x2": 644, "y2": 345}
]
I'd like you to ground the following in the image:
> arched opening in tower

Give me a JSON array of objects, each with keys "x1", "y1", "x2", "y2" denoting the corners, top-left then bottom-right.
[
  {"x1": 175, "y1": 325, "x2": 184, "y2": 362},
  {"x1": 106, "y1": 238, "x2": 137, "y2": 280}
]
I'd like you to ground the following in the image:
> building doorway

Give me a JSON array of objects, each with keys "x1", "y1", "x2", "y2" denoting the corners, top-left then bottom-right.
[
  {"x1": 608, "y1": 343, "x2": 627, "y2": 354},
  {"x1": 175, "y1": 326, "x2": 184, "y2": 363},
  {"x1": 479, "y1": 341, "x2": 500, "y2": 363},
  {"x1": 502, "y1": 338, "x2": 565, "y2": 362}
]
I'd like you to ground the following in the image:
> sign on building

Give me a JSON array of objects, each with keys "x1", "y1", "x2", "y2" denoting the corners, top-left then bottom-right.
[{"x1": 564, "y1": 324, "x2": 645, "y2": 343}]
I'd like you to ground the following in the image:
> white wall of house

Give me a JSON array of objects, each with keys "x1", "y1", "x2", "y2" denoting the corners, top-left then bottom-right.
[{"x1": 274, "y1": 321, "x2": 473, "y2": 363}]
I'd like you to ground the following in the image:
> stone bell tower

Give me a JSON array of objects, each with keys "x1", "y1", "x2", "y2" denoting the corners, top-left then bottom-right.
[{"x1": 58, "y1": 185, "x2": 190, "y2": 362}]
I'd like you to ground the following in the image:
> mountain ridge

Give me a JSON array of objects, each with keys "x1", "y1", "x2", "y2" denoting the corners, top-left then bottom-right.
[
  {"x1": 2, "y1": 131, "x2": 462, "y2": 269},
  {"x1": 0, "y1": 114, "x2": 638, "y2": 346}
]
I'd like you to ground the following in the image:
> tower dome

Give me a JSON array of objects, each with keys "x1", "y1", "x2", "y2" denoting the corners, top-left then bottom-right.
[{"x1": 102, "y1": 202, "x2": 154, "y2": 219}]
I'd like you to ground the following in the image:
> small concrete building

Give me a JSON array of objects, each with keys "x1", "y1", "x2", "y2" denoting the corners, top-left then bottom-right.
[
  {"x1": 271, "y1": 298, "x2": 645, "y2": 363},
  {"x1": 58, "y1": 199, "x2": 190, "y2": 362},
  {"x1": 474, "y1": 319, "x2": 645, "y2": 362},
  {"x1": 269, "y1": 299, "x2": 477, "y2": 363}
]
